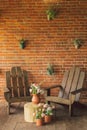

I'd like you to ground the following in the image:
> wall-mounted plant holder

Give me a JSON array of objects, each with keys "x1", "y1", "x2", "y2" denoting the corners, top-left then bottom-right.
[
  {"x1": 47, "y1": 64, "x2": 54, "y2": 76},
  {"x1": 73, "y1": 39, "x2": 83, "y2": 49},
  {"x1": 19, "y1": 39, "x2": 25, "y2": 49},
  {"x1": 46, "y1": 8, "x2": 56, "y2": 20}
]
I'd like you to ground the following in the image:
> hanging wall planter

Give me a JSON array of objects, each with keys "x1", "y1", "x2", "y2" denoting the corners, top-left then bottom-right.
[
  {"x1": 73, "y1": 39, "x2": 83, "y2": 49},
  {"x1": 47, "y1": 64, "x2": 54, "y2": 76},
  {"x1": 19, "y1": 39, "x2": 25, "y2": 49},
  {"x1": 46, "y1": 8, "x2": 56, "y2": 20}
]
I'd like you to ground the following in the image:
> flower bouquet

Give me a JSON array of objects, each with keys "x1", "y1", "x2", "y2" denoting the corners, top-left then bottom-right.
[{"x1": 29, "y1": 83, "x2": 44, "y2": 104}]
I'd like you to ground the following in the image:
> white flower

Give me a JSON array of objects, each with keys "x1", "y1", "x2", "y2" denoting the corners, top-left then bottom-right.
[
  {"x1": 41, "y1": 113, "x2": 45, "y2": 117},
  {"x1": 37, "y1": 89, "x2": 40, "y2": 94},
  {"x1": 50, "y1": 113, "x2": 53, "y2": 116},
  {"x1": 47, "y1": 107, "x2": 52, "y2": 111},
  {"x1": 42, "y1": 108, "x2": 45, "y2": 112},
  {"x1": 38, "y1": 103, "x2": 44, "y2": 107},
  {"x1": 29, "y1": 89, "x2": 32, "y2": 93},
  {"x1": 40, "y1": 90, "x2": 44, "y2": 95}
]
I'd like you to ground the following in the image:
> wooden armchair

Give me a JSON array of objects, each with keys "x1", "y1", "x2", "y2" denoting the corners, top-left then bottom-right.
[
  {"x1": 4, "y1": 67, "x2": 31, "y2": 114},
  {"x1": 45, "y1": 66, "x2": 85, "y2": 116}
]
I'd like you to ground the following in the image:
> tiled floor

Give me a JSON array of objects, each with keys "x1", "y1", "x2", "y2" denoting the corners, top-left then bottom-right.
[{"x1": 0, "y1": 102, "x2": 87, "y2": 130}]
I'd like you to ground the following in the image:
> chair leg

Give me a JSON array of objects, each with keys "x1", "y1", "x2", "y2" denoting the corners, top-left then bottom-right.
[
  {"x1": 69, "y1": 104, "x2": 74, "y2": 116},
  {"x1": 69, "y1": 104, "x2": 72, "y2": 116},
  {"x1": 8, "y1": 103, "x2": 11, "y2": 114}
]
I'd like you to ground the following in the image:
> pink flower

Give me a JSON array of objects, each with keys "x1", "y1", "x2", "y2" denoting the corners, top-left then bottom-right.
[
  {"x1": 43, "y1": 104, "x2": 49, "y2": 108},
  {"x1": 52, "y1": 106, "x2": 55, "y2": 109}
]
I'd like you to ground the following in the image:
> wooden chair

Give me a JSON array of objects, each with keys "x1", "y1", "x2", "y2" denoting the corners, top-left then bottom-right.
[
  {"x1": 4, "y1": 66, "x2": 31, "y2": 114},
  {"x1": 45, "y1": 66, "x2": 85, "y2": 116}
]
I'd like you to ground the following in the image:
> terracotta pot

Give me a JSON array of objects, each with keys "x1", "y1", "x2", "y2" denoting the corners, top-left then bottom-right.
[
  {"x1": 36, "y1": 118, "x2": 43, "y2": 126},
  {"x1": 20, "y1": 43, "x2": 25, "y2": 49},
  {"x1": 32, "y1": 94, "x2": 40, "y2": 104},
  {"x1": 44, "y1": 115, "x2": 52, "y2": 123}
]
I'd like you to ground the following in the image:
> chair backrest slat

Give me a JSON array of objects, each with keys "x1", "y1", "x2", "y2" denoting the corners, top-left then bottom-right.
[
  {"x1": 70, "y1": 67, "x2": 80, "y2": 92},
  {"x1": 6, "y1": 71, "x2": 12, "y2": 97},
  {"x1": 61, "y1": 70, "x2": 69, "y2": 89},
  {"x1": 58, "y1": 70, "x2": 69, "y2": 98},
  {"x1": 23, "y1": 70, "x2": 30, "y2": 96},
  {"x1": 17, "y1": 67, "x2": 24, "y2": 97},
  {"x1": 75, "y1": 71, "x2": 85, "y2": 101},
  {"x1": 11, "y1": 67, "x2": 18, "y2": 97},
  {"x1": 63, "y1": 66, "x2": 75, "y2": 98}
]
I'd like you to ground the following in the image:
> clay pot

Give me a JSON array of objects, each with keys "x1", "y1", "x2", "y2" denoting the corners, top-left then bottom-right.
[
  {"x1": 44, "y1": 115, "x2": 52, "y2": 123},
  {"x1": 20, "y1": 43, "x2": 25, "y2": 49},
  {"x1": 32, "y1": 94, "x2": 40, "y2": 104},
  {"x1": 36, "y1": 118, "x2": 43, "y2": 126}
]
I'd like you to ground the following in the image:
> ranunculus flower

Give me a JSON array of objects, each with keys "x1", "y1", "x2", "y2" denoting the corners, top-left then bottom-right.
[
  {"x1": 43, "y1": 104, "x2": 48, "y2": 108},
  {"x1": 37, "y1": 89, "x2": 40, "y2": 94},
  {"x1": 47, "y1": 107, "x2": 52, "y2": 111},
  {"x1": 50, "y1": 113, "x2": 53, "y2": 115},
  {"x1": 40, "y1": 90, "x2": 44, "y2": 95},
  {"x1": 52, "y1": 106, "x2": 55, "y2": 109},
  {"x1": 29, "y1": 89, "x2": 32, "y2": 93},
  {"x1": 41, "y1": 113, "x2": 45, "y2": 117},
  {"x1": 38, "y1": 103, "x2": 44, "y2": 107}
]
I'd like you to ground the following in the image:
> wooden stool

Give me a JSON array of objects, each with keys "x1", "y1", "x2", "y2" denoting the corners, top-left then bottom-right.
[{"x1": 24, "y1": 102, "x2": 38, "y2": 122}]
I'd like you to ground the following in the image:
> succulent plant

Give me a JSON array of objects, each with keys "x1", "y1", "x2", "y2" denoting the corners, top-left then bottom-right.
[
  {"x1": 73, "y1": 39, "x2": 83, "y2": 49},
  {"x1": 46, "y1": 9, "x2": 56, "y2": 20},
  {"x1": 19, "y1": 39, "x2": 25, "y2": 49},
  {"x1": 47, "y1": 64, "x2": 54, "y2": 75}
]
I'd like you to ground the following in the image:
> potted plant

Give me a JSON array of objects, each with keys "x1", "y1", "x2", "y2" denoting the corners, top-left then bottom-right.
[
  {"x1": 47, "y1": 64, "x2": 54, "y2": 76},
  {"x1": 43, "y1": 103, "x2": 55, "y2": 123},
  {"x1": 29, "y1": 83, "x2": 44, "y2": 104},
  {"x1": 34, "y1": 104, "x2": 45, "y2": 126},
  {"x1": 19, "y1": 39, "x2": 25, "y2": 49},
  {"x1": 46, "y1": 8, "x2": 56, "y2": 20},
  {"x1": 73, "y1": 39, "x2": 83, "y2": 49}
]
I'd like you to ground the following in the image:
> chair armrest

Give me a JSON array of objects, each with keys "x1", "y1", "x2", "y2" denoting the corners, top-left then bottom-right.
[
  {"x1": 71, "y1": 88, "x2": 82, "y2": 95},
  {"x1": 69, "y1": 93, "x2": 75, "y2": 104},
  {"x1": 69, "y1": 88, "x2": 83, "y2": 104},
  {"x1": 43, "y1": 85, "x2": 63, "y2": 97},
  {"x1": 4, "y1": 87, "x2": 11, "y2": 102},
  {"x1": 45, "y1": 85, "x2": 62, "y2": 90},
  {"x1": 4, "y1": 87, "x2": 10, "y2": 93}
]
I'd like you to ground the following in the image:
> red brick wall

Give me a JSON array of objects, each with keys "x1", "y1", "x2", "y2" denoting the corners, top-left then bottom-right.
[{"x1": 0, "y1": 0, "x2": 87, "y2": 102}]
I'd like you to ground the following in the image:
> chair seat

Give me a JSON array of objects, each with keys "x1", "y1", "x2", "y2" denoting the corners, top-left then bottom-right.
[
  {"x1": 46, "y1": 96, "x2": 70, "y2": 105},
  {"x1": 8, "y1": 96, "x2": 31, "y2": 103}
]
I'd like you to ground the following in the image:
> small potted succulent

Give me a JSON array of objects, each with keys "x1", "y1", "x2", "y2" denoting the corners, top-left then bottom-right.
[
  {"x1": 46, "y1": 8, "x2": 56, "y2": 20},
  {"x1": 19, "y1": 39, "x2": 25, "y2": 49},
  {"x1": 73, "y1": 39, "x2": 83, "y2": 49},
  {"x1": 29, "y1": 83, "x2": 44, "y2": 104}
]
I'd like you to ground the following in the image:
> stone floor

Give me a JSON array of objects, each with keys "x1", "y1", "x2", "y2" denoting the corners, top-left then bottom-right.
[{"x1": 0, "y1": 102, "x2": 87, "y2": 130}]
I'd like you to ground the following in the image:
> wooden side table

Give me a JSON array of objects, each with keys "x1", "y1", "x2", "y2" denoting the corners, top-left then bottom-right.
[{"x1": 24, "y1": 102, "x2": 38, "y2": 122}]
